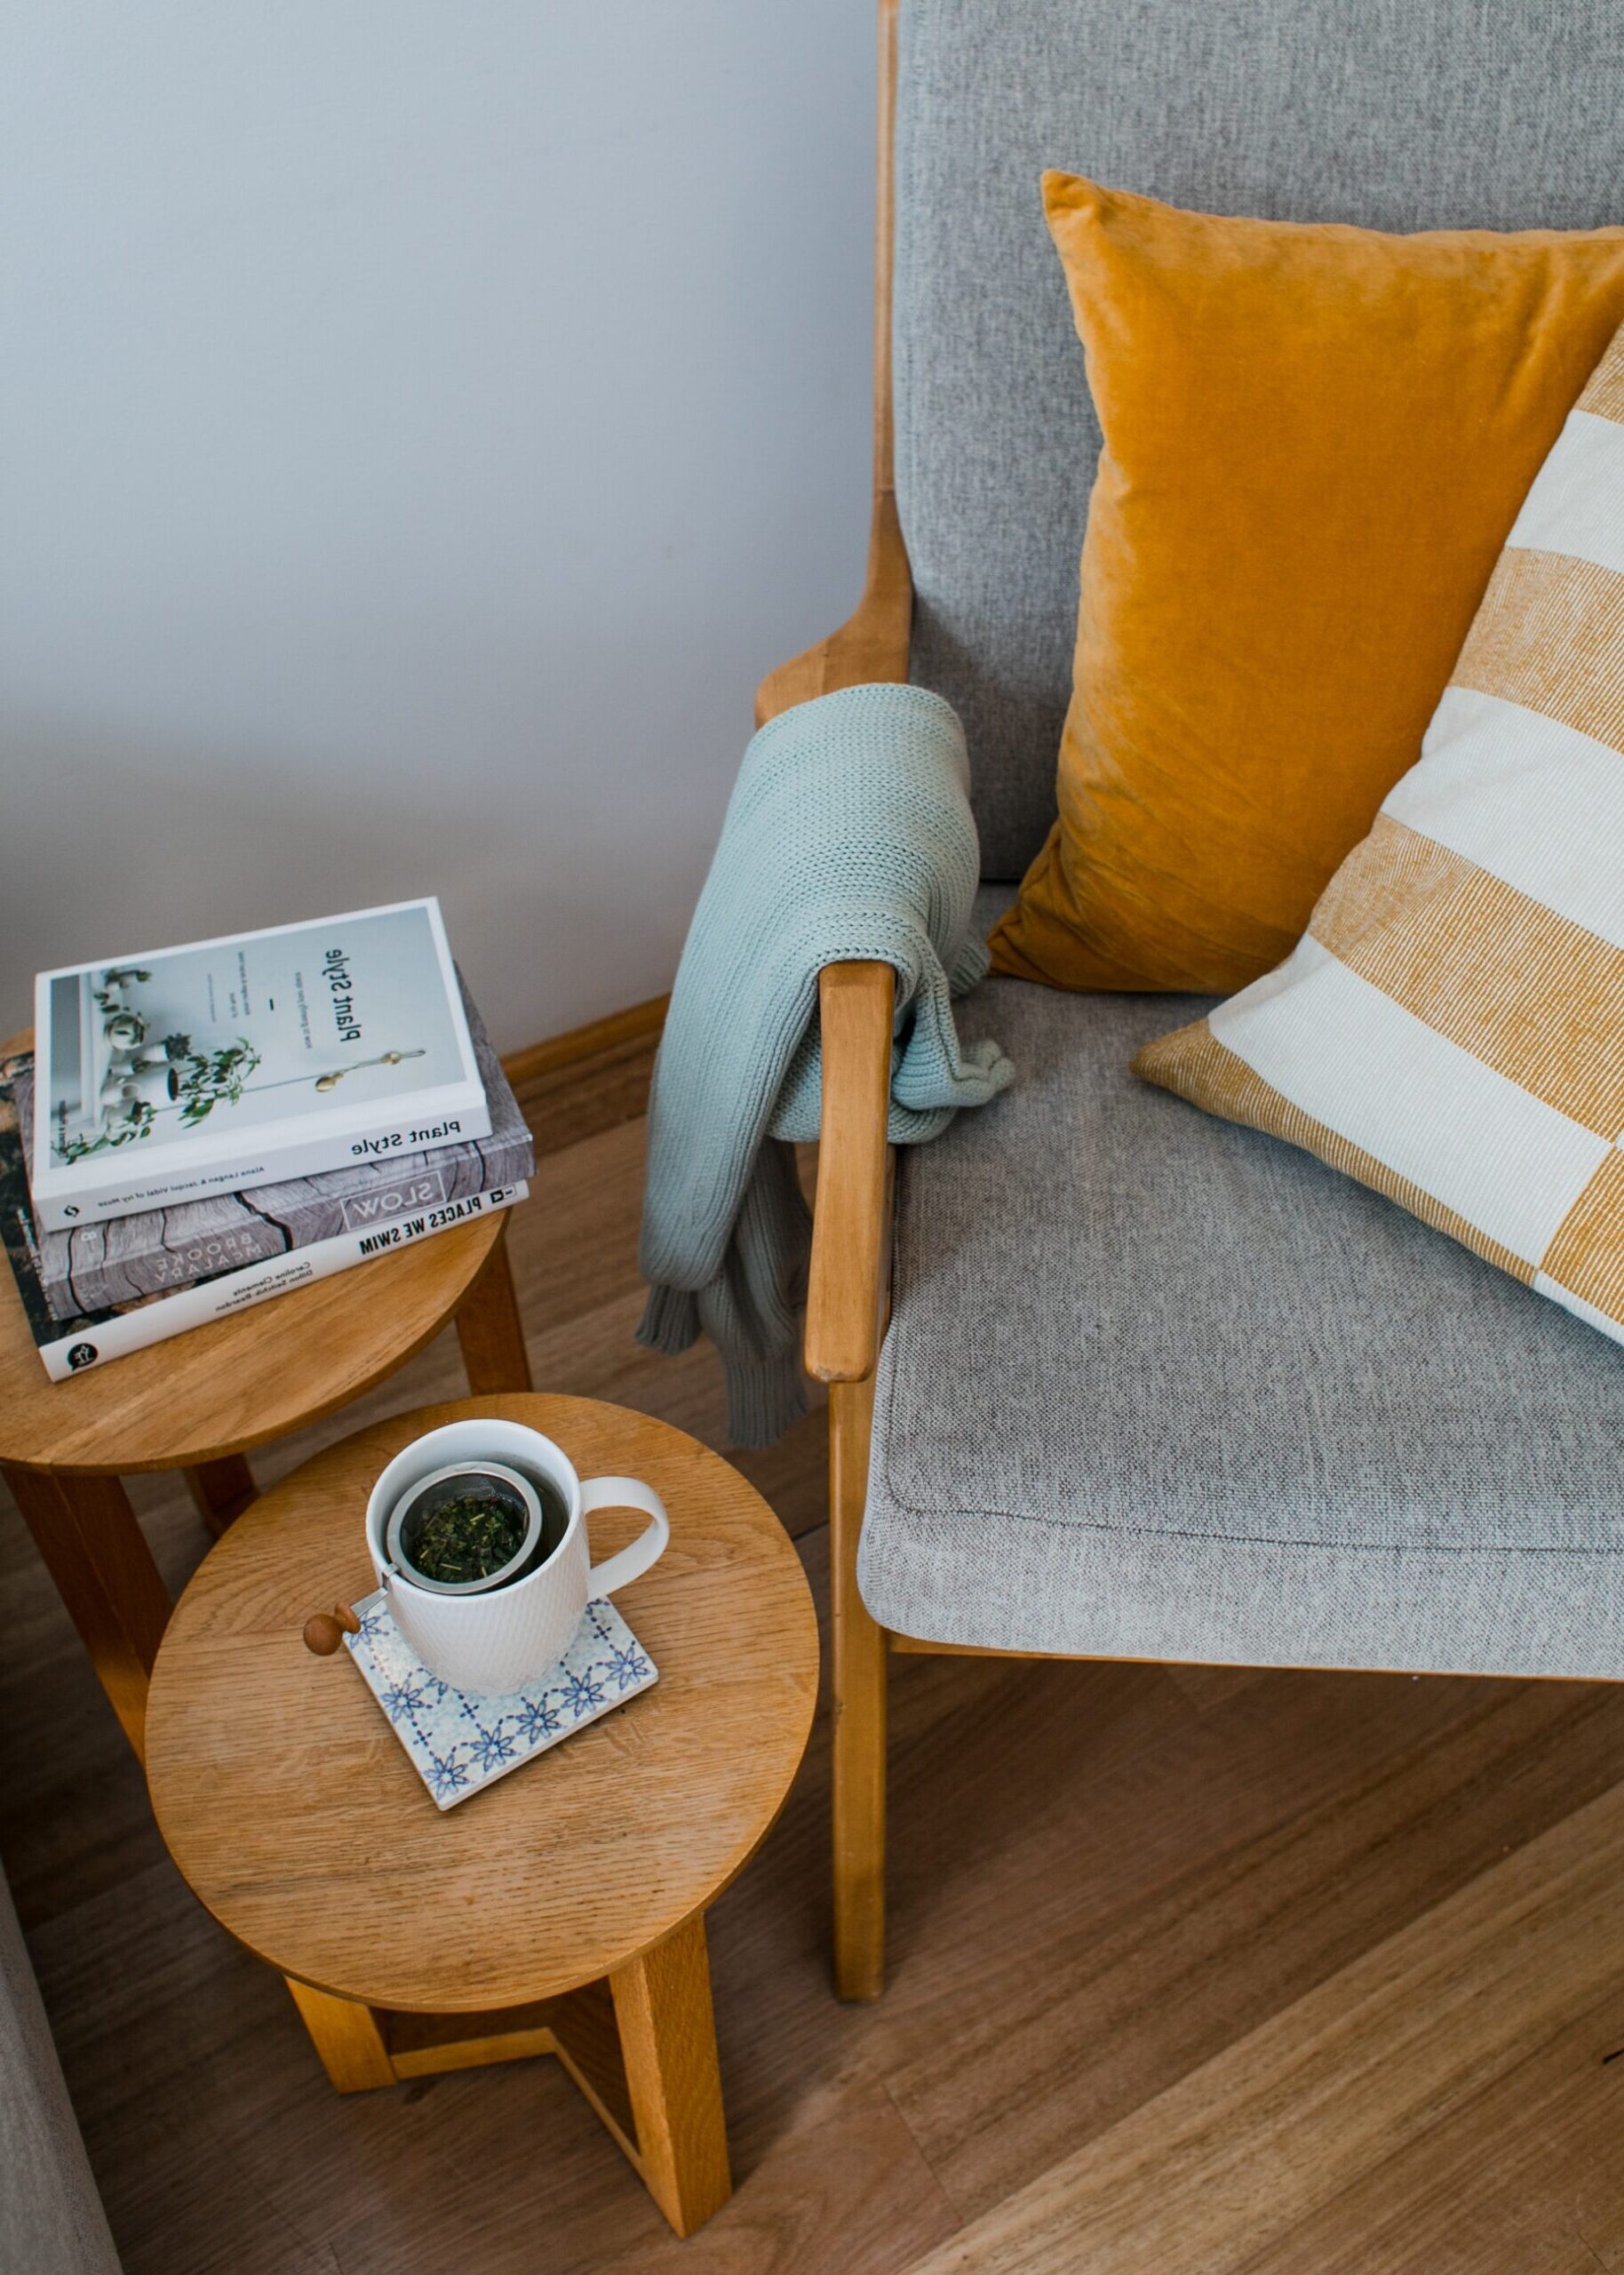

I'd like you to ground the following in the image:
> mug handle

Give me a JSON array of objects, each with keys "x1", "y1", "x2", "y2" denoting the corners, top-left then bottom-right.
[{"x1": 580, "y1": 1476, "x2": 670, "y2": 1599}]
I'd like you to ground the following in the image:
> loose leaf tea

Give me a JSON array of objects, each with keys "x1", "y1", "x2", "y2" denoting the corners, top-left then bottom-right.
[{"x1": 402, "y1": 1482, "x2": 528, "y2": 1585}]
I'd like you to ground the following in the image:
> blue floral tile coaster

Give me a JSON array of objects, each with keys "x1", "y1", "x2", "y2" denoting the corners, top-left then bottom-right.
[{"x1": 344, "y1": 1592, "x2": 658, "y2": 1809}]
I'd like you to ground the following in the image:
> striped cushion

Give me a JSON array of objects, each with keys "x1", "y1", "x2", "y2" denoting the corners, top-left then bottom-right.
[{"x1": 1135, "y1": 318, "x2": 1624, "y2": 1348}]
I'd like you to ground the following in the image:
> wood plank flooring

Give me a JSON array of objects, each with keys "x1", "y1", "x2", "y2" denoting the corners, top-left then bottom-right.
[{"x1": 3, "y1": 1027, "x2": 1622, "y2": 2274}]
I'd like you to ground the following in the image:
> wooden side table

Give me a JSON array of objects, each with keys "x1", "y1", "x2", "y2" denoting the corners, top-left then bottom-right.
[
  {"x1": 143, "y1": 1394, "x2": 818, "y2": 2239},
  {"x1": 0, "y1": 1025, "x2": 531, "y2": 1760}
]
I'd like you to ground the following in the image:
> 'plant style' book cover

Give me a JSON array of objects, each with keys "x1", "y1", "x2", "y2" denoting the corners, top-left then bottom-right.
[{"x1": 30, "y1": 898, "x2": 489, "y2": 1231}]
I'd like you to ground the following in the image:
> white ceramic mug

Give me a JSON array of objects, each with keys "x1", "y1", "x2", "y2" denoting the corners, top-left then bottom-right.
[{"x1": 365, "y1": 1419, "x2": 668, "y2": 1695}]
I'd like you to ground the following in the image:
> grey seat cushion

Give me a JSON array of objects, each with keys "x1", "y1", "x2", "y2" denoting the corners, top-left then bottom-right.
[
  {"x1": 895, "y1": 0, "x2": 1624, "y2": 878},
  {"x1": 861, "y1": 956, "x2": 1624, "y2": 1676}
]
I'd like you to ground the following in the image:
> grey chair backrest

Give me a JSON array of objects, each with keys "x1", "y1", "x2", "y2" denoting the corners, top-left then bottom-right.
[{"x1": 893, "y1": 0, "x2": 1624, "y2": 880}]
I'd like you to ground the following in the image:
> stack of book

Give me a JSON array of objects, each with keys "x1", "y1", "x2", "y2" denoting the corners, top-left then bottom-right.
[{"x1": 2, "y1": 898, "x2": 533, "y2": 1379}]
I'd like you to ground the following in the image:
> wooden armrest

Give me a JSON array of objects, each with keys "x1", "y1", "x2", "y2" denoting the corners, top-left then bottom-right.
[
  {"x1": 755, "y1": 492, "x2": 913, "y2": 727},
  {"x1": 766, "y1": 0, "x2": 905, "y2": 1387},
  {"x1": 806, "y1": 961, "x2": 896, "y2": 1384},
  {"x1": 761, "y1": 499, "x2": 908, "y2": 1381}
]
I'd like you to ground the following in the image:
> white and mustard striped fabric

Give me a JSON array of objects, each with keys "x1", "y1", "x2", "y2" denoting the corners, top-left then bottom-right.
[{"x1": 1136, "y1": 321, "x2": 1624, "y2": 1346}]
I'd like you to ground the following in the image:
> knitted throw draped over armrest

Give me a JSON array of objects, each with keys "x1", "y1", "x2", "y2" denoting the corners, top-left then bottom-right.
[{"x1": 637, "y1": 682, "x2": 1014, "y2": 1446}]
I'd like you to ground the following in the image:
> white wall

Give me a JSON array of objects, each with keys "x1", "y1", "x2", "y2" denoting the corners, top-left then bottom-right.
[{"x1": 0, "y1": 4, "x2": 874, "y2": 1052}]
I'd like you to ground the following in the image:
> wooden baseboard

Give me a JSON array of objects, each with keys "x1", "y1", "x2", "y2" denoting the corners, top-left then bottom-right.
[{"x1": 500, "y1": 996, "x2": 667, "y2": 1090}]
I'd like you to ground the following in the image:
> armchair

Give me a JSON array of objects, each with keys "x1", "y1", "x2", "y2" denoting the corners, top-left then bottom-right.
[{"x1": 759, "y1": 0, "x2": 1624, "y2": 2001}]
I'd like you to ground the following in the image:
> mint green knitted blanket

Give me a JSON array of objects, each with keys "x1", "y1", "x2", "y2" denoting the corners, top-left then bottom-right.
[{"x1": 637, "y1": 683, "x2": 1014, "y2": 1445}]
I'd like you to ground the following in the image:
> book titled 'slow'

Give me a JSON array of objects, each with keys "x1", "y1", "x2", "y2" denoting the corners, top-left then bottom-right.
[{"x1": 2, "y1": 1052, "x2": 526, "y2": 1380}]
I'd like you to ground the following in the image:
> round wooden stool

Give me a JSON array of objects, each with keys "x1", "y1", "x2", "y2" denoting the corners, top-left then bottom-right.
[
  {"x1": 1, "y1": 1025, "x2": 530, "y2": 1758},
  {"x1": 144, "y1": 1393, "x2": 818, "y2": 2239}
]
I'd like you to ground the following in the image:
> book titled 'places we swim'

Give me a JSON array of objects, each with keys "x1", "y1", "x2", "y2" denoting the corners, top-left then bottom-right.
[{"x1": 29, "y1": 899, "x2": 490, "y2": 1232}]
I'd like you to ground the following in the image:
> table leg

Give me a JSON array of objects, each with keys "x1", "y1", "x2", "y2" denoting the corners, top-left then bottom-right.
[
  {"x1": 609, "y1": 1914, "x2": 732, "y2": 2237},
  {"x1": 285, "y1": 1980, "x2": 395, "y2": 2092},
  {"x1": 3, "y1": 1465, "x2": 171, "y2": 1760},
  {"x1": 183, "y1": 1455, "x2": 257, "y2": 1538},
  {"x1": 278, "y1": 1941, "x2": 731, "y2": 2239},
  {"x1": 454, "y1": 1222, "x2": 533, "y2": 1394}
]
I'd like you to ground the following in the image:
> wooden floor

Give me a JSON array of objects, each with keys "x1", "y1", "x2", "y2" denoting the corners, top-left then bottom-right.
[{"x1": 4, "y1": 1030, "x2": 1624, "y2": 2274}]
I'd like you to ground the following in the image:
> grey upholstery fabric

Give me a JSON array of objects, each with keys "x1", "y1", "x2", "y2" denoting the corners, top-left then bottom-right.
[
  {"x1": 0, "y1": 1865, "x2": 122, "y2": 2275},
  {"x1": 862, "y1": 938, "x2": 1624, "y2": 1674},
  {"x1": 894, "y1": 0, "x2": 1624, "y2": 877}
]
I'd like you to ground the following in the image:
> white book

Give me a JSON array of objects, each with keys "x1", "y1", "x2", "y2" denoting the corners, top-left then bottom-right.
[
  {"x1": 27, "y1": 1183, "x2": 529, "y2": 1380},
  {"x1": 31, "y1": 898, "x2": 490, "y2": 1232}
]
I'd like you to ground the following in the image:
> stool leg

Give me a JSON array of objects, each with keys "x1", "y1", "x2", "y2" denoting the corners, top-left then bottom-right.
[
  {"x1": 454, "y1": 1223, "x2": 533, "y2": 1394},
  {"x1": 285, "y1": 1980, "x2": 395, "y2": 2092},
  {"x1": 4, "y1": 1464, "x2": 170, "y2": 1760},
  {"x1": 183, "y1": 1455, "x2": 257, "y2": 1538},
  {"x1": 609, "y1": 1914, "x2": 731, "y2": 2238}
]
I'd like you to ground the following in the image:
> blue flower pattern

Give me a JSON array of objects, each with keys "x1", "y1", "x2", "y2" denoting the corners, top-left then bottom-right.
[
  {"x1": 516, "y1": 1696, "x2": 564, "y2": 1744},
  {"x1": 561, "y1": 1668, "x2": 607, "y2": 1716},
  {"x1": 426, "y1": 1748, "x2": 471, "y2": 1802},
  {"x1": 345, "y1": 1594, "x2": 657, "y2": 1810},
  {"x1": 608, "y1": 1642, "x2": 653, "y2": 1694}
]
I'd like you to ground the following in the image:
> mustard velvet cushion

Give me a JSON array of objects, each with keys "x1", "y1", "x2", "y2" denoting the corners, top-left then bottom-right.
[
  {"x1": 987, "y1": 178, "x2": 1624, "y2": 994},
  {"x1": 1136, "y1": 319, "x2": 1624, "y2": 1346}
]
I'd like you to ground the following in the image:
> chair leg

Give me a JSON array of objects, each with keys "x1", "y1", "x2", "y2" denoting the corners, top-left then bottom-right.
[{"x1": 830, "y1": 1370, "x2": 888, "y2": 2000}]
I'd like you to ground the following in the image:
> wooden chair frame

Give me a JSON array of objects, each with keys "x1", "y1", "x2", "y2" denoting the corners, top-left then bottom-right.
[{"x1": 753, "y1": 0, "x2": 946, "y2": 2000}]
